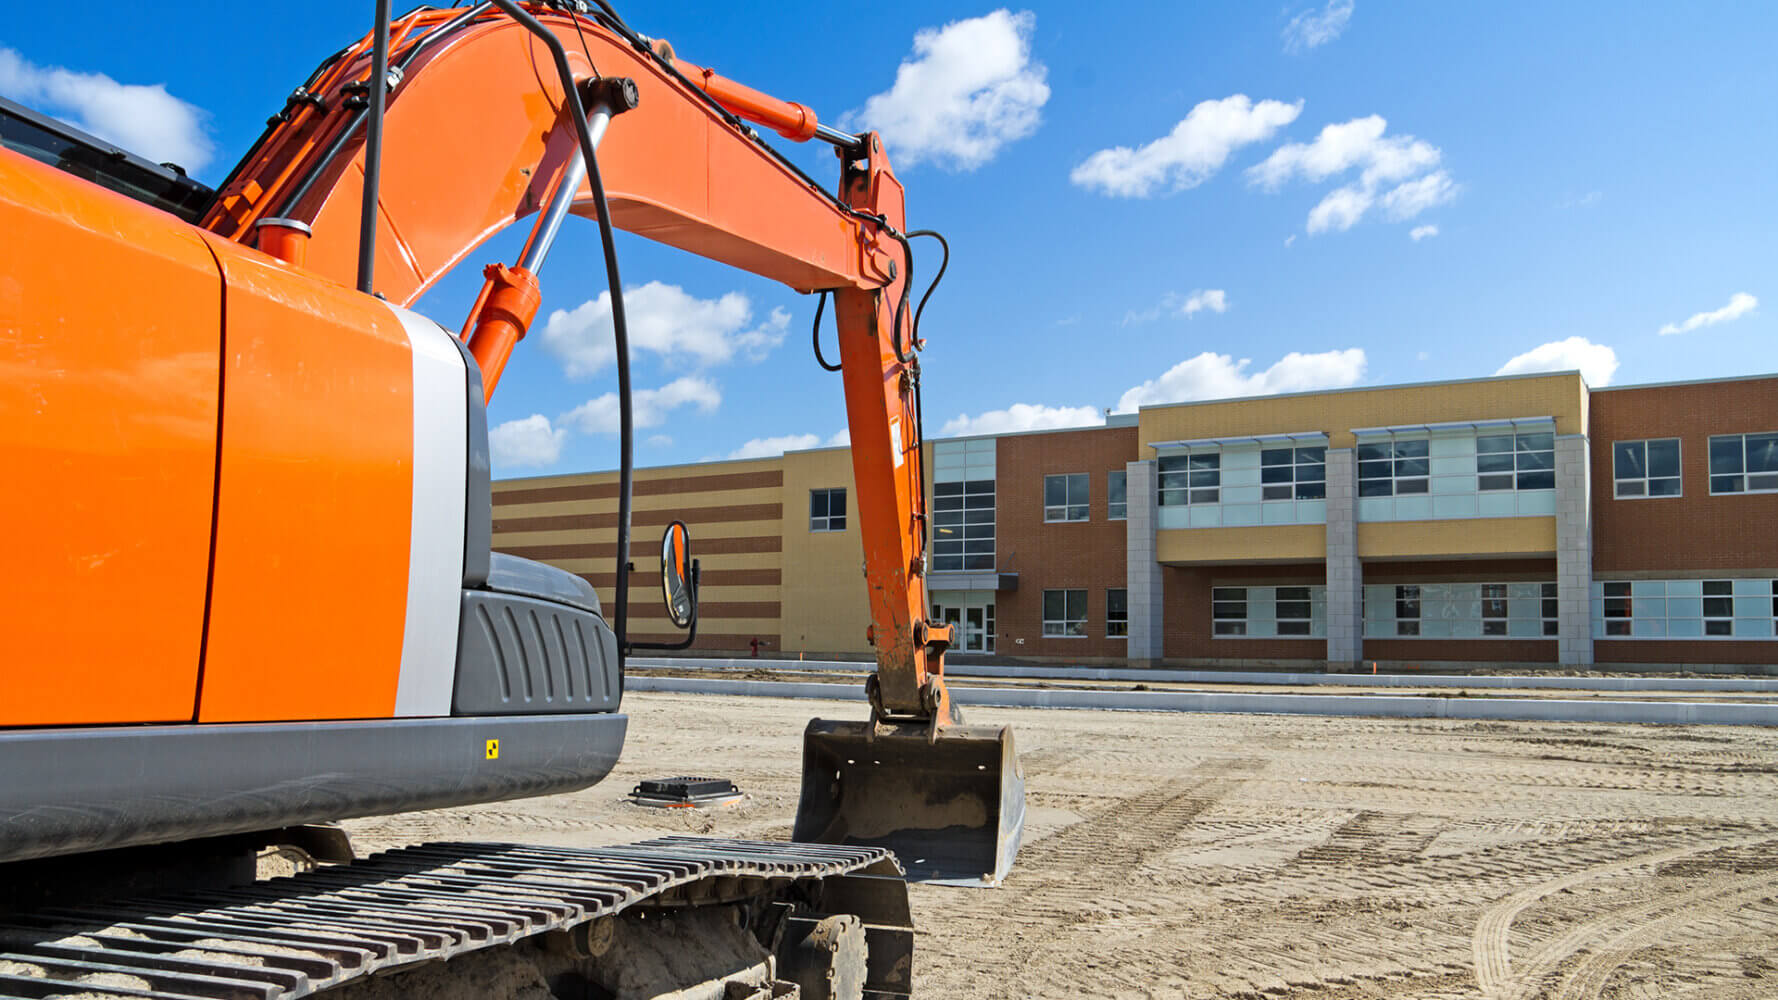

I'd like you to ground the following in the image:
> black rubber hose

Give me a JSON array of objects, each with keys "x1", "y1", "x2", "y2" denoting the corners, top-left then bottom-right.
[
  {"x1": 490, "y1": 0, "x2": 634, "y2": 667},
  {"x1": 811, "y1": 291, "x2": 842, "y2": 372}
]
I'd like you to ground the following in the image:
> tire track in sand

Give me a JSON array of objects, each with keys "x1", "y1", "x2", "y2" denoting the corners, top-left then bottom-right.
[{"x1": 1471, "y1": 834, "x2": 1778, "y2": 999}]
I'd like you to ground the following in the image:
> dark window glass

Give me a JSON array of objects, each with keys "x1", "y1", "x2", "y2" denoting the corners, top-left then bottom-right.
[
  {"x1": 1646, "y1": 439, "x2": 1680, "y2": 478},
  {"x1": 1710, "y1": 437, "x2": 1744, "y2": 474},
  {"x1": 1614, "y1": 441, "x2": 1645, "y2": 479}
]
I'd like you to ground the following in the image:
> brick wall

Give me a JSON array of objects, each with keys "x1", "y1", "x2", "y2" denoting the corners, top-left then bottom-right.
[
  {"x1": 993, "y1": 426, "x2": 1139, "y2": 658},
  {"x1": 1591, "y1": 377, "x2": 1778, "y2": 573}
]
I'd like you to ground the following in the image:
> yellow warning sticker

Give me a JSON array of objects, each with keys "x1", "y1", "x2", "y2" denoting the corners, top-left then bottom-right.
[{"x1": 485, "y1": 739, "x2": 500, "y2": 760}]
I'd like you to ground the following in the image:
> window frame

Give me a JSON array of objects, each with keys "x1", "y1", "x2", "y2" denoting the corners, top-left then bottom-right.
[
  {"x1": 1159, "y1": 453, "x2": 1221, "y2": 506},
  {"x1": 1476, "y1": 430, "x2": 1556, "y2": 493},
  {"x1": 1107, "y1": 470, "x2": 1128, "y2": 521},
  {"x1": 808, "y1": 487, "x2": 847, "y2": 532},
  {"x1": 1106, "y1": 588, "x2": 1128, "y2": 638},
  {"x1": 932, "y1": 479, "x2": 995, "y2": 572},
  {"x1": 1043, "y1": 473, "x2": 1091, "y2": 522},
  {"x1": 1597, "y1": 578, "x2": 1778, "y2": 639},
  {"x1": 1261, "y1": 446, "x2": 1328, "y2": 501},
  {"x1": 1613, "y1": 438, "x2": 1682, "y2": 499},
  {"x1": 1357, "y1": 438, "x2": 1430, "y2": 498},
  {"x1": 1394, "y1": 585, "x2": 1422, "y2": 636},
  {"x1": 1211, "y1": 586, "x2": 1247, "y2": 637},
  {"x1": 1042, "y1": 588, "x2": 1088, "y2": 637},
  {"x1": 1708, "y1": 432, "x2": 1778, "y2": 495}
]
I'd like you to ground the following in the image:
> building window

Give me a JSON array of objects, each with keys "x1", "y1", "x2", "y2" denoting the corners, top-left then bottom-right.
[
  {"x1": 1702, "y1": 580, "x2": 1735, "y2": 636},
  {"x1": 1709, "y1": 433, "x2": 1778, "y2": 494},
  {"x1": 1108, "y1": 470, "x2": 1127, "y2": 520},
  {"x1": 1595, "y1": 578, "x2": 1778, "y2": 638},
  {"x1": 1106, "y1": 589, "x2": 1128, "y2": 638},
  {"x1": 1044, "y1": 473, "x2": 1089, "y2": 522},
  {"x1": 1211, "y1": 585, "x2": 1327, "y2": 637},
  {"x1": 1602, "y1": 581, "x2": 1632, "y2": 636},
  {"x1": 1211, "y1": 587, "x2": 1247, "y2": 636},
  {"x1": 1261, "y1": 447, "x2": 1328, "y2": 500},
  {"x1": 809, "y1": 488, "x2": 846, "y2": 532},
  {"x1": 1542, "y1": 582, "x2": 1559, "y2": 636},
  {"x1": 933, "y1": 480, "x2": 995, "y2": 571},
  {"x1": 1394, "y1": 585, "x2": 1421, "y2": 636},
  {"x1": 1275, "y1": 586, "x2": 1313, "y2": 635},
  {"x1": 1042, "y1": 589, "x2": 1087, "y2": 636},
  {"x1": 1159, "y1": 453, "x2": 1220, "y2": 506},
  {"x1": 1477, "y1": 431, "x2": 1555, "y2": 492},
  {"x1": 1481, "y1": 583, "x2": 1509, "y2": 635},
  {"x1": 1614, "y1": 438, "x2": 1681, "y2": 498},
  {"x1": 1358, "y1": 439, "x2": 1429, "y2": 497}
]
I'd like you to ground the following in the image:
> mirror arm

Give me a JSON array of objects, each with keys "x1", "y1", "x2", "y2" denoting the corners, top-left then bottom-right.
[{"x1": 626, "y1": 558, "x2": 700, "y2": 653}]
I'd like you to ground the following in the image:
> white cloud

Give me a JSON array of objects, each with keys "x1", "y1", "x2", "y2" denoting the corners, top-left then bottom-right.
[
  {"x1": 1249, "y1": 115, "x2": 1452, "y2": 233},
  {"x1": 1283, "y1": 0, "x2": 1355, "y2": 53},
  {"x1": 1306, "y1": 184, "x2": 1372, "y2": 234},
  {"x1": 846, "y1": 10, "x2": 1049, "y2": 170},
  {"x1": 1071, "y1": 95, "x2": 1302, "y2": 198},
  {"x1": 1410, "y1": 224, "x2": 1439, "y2": 241},
  {"x1": 645, "y1": 434, "x2": 674, "y2": 448},
  {"x1": 1124, "y1": 289, "x2": 1230, "y2": 325},
  {"x1": 1657, "y1": 292, "x2": 1758, "y2": 336},
  {"x1": 559, "y1": 376, "x2": 721, "y2": 435},
  {"x1": 729, "y1": 434, "x2": 820, "y2": 460},
  {"x1": 1116, "y1": 349, "x2": 1366, "y2": 412},
  {"x1": 1284, "y1": 234, "x2": 1298, "y2": 248},
  {"x1": 726, "y1": 429, "x2": 851, "y2": 460},
  {"x1": 939, "y1": 403, "x2": 1105, "y2": 437},
  {"x1": 1380, "y1": 171, "x2": 1455, "y2": 220},
  {"x1": 1180, "y1": 289, "x2": 1229, "y2": 317},
  {"x1": 0, "y1": 48, "x2": 214, "y2": 171},
  {"x1": 1495, "y1": 337, "x2": 1618, "y2": 386},
  {"x1": 489, "y1": 414, "x2": 567, "y2": 469},
  {"x1": 539, "y1": 283, "x2": 788, "y2": 377}
]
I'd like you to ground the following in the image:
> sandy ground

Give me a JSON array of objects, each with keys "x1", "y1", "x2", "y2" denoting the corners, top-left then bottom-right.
[{"x1": 344, "y1": 693, "x2": 1778, "y2": 999}]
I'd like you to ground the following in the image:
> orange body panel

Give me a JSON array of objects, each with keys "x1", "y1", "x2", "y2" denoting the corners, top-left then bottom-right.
[
  {"x1": 0, "y1": 150, "x2": 220, "y2": 725},
  {"x1": 194, "y1": 237, "x2": 414, "y2": 723}
]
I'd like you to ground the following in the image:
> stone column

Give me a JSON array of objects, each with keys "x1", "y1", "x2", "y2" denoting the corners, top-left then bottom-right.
[
  {"x1": 1555, "y1": 434, "x2": 1594, "y2": 666},
  {"x1": 1125, "y1": 459, "x2": 1164, "y2": 667},
  {"x1": 1324, "y1": 448, "x2": 1363, "y2": 670}
]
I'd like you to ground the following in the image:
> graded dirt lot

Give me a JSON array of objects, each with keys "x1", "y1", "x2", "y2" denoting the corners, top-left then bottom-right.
[{"x1": 345, "y1": 693, "x2": 1778, "y2": 999}]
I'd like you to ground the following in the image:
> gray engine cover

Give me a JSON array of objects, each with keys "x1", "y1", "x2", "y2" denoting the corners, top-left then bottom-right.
[{"x1": 455, "y1": 589, "x2": 621, "y2": 715}]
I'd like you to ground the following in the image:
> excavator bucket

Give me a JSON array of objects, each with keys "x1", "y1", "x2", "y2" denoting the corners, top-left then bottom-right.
[{"x1": 792, "y1": 718, "x2": 1025, "y2": 886}]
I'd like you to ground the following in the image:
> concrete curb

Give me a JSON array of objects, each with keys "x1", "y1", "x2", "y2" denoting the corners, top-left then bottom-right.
[
  {"x1": 625, "y1": 675, "x2": 1778, "y2": 727},
  {"x1": 630, "y1": 657, "x2": 1778, "y2": 694}
]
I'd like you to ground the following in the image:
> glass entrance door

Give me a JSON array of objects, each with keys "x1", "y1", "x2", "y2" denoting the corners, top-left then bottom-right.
[{"x1": 931, "y1": 600, "x2": 995, "y2": 653}]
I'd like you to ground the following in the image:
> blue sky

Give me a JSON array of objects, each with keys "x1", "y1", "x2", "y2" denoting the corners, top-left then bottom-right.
[{"x1": 5, "y1": 2, "x2": 1773, "y2": 476}]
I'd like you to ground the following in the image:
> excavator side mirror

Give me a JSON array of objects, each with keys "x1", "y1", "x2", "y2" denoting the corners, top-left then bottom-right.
[{"x1": 661, "y1": 521, "x2": 697, "y2": 629}]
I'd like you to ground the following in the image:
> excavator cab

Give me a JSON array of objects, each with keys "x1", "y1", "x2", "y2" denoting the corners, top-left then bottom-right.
[{"x1": 795, "y1": 717, "x2": 1025, "y2": 886}]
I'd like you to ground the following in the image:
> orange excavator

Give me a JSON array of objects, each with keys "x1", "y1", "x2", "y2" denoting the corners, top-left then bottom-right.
[{"x1": 0, "y1": 1, "x2": 1022, "y2": 996}]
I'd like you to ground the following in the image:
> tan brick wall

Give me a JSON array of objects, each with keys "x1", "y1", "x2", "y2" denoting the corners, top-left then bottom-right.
[
  {"x1": 1591, "y1": 377, "x2": 1778, "y2": 573},
  {"x1": 992, "y1": 426, "x2": 1140, "y2": 658},
  {"x1": 492, "y1": 459, "x2": 786, "y2": 651}
]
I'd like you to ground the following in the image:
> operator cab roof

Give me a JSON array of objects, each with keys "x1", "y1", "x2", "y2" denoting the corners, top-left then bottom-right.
[{"x1": 1, "y1": 95, "x2": 214, "y2": 223}]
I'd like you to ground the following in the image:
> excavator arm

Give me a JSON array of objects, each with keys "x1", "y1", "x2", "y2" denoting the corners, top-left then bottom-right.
[{"x1": 206, "y1": 2, "x2": 1021, "y2": 883}]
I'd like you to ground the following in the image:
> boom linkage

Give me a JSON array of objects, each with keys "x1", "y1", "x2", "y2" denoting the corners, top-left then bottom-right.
[{"x1": 199, "y1": 2, "x2": 953, "y2": 724}]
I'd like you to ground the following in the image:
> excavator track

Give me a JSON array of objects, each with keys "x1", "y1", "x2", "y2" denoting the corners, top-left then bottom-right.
[{"x1": 0, "y1": 837, "x2": 910, "y2": 999}]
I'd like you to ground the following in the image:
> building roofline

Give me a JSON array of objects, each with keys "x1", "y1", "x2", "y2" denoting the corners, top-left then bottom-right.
[
  {"x1": 1592, "y1": 370, "x2": 1778, "y2": 393},
  {"x1": 1133, "y1": 369, "x2": 1588, "y2": 415}
]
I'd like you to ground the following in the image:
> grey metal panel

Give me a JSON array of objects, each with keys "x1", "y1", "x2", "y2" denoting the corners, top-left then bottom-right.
[
  {"x1": 484, "y1": 552, "x2": 601, "y2": 614},
  {"x1": 455, "y1": 589, "x2": 620, "y2": 714},
  {"x1": 443, "y1": 330, "x2": 492, "y2": 589},
  {"x1": 0, "y1": 714, "x2": 627, "y2": 865}
]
